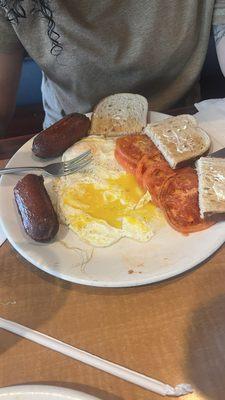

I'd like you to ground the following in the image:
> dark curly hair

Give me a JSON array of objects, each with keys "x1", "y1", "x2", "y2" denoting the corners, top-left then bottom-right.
[{"x1": 0, "y1": 0, "x2": 62, "y2": 55}]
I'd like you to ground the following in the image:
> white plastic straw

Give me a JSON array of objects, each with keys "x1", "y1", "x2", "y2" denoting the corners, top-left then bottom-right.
[{"x1": 0, "y1": 317, "x2": 192, "y2": 397}]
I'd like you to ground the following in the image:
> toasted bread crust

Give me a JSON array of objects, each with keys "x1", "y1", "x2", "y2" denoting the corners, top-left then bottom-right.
[{"x1": 90, "y1": 93, "x2": 148, "y2": 137}]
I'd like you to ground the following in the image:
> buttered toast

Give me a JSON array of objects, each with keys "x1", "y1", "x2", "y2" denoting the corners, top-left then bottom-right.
[
  {"x1": 144, "y1": 115, "x2": 211, "y2": 169},
  {"x1": 196, "y1": 157, "x2": 225, "y2": 218}
]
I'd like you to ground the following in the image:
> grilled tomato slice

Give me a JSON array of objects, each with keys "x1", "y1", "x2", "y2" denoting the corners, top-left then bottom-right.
[
  {"x1": 115, "y1": 134, "x2": 159, "y2": 174},
  {"x1": 159, "y1": 168, "x2": 214, "y2": 234},
  {"x1": 142, "y1": 159, "x2": 175, "y2": 207}
]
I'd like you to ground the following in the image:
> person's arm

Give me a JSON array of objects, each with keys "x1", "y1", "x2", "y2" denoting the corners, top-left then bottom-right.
[
  {"x1": 213, "y1": 24, "x2": 225, "y2": 77},
  {"x1": 0, "y1": 49, "x2": 24, "y2": 137}
]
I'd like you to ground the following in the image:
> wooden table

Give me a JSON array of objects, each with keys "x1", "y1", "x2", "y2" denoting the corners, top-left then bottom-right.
[{"x1": 1, "y1": 108, "x2": 225, "y2": 400}]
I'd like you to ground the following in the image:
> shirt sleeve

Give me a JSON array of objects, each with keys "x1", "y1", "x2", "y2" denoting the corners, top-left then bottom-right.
[
  {"x1": 0, "y1": 8, "x2": 23, "y2": 52},
  {"x1": 213, "y1": 0, "x2": 225, "y2": 24}
]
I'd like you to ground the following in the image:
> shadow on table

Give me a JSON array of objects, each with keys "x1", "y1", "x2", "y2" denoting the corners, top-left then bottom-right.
[
  {"x1": 1, "y1": 237, "x2": 219, "y2": 356},
  {"x1": 0, "y1": 246, "x2": 71, "y2": 355},
  {"x1": 28, "y1": 381, "x2": 123, "y2": 400},
  {"x1": 185, "y1": 293, "x2": 225, "y2": 400}
]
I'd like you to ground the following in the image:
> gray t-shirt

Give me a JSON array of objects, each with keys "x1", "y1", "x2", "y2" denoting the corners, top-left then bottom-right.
[{"x1": 0, "y1": 0, "x2": 225, "y2": 128}]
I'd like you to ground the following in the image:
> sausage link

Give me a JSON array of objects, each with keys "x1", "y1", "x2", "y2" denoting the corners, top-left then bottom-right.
[
  {"x1": 14, "y1": 174, "x2": 59, "y2": 242},
  {"x1": 32, "y1": 113, "x2": 90, "y2": 158}
]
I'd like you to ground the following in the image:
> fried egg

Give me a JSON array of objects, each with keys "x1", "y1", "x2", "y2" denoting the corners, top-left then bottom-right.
[{"x1": 53, "y1": 136, "x2": 164, "y2": 247}]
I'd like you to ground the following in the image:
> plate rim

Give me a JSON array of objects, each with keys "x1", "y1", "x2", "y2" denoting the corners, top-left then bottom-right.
[
  {"x1": 0, "y1": 384, "x2": 99, "y2": 399},
  {"x1": 1, "y1": 111, "x2": 225, "y2": 287}
]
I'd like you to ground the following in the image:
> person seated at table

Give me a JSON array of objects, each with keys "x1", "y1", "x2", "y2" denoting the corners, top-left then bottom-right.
[{"x1": 0, "y1": 0, "x2": 225, "y2": 136}]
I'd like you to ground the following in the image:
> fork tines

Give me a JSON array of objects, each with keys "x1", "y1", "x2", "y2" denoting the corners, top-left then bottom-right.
[
  {"x1": 65, "y1": 150, "x2": 92, "y2": 166},
  {"x1": 64, "y1": 150, "x2": 93, "y2": 174}
]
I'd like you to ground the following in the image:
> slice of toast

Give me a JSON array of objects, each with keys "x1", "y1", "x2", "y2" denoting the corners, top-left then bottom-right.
[
  {"x1": 196, "y1": 157, "x2": 225, "y2": 218},
  {"x1": 90, "y1": 93, "x2": 148, "y2": 137},
  {"x1": 144, "y1": 115, "x2": 211, "y2": 169}
]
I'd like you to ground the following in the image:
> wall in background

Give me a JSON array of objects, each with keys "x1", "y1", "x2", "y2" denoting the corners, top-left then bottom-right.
[
  {"x1": 16, "y1": 57, "x2": 42, "y2": 106},
  {"x1": 200, "y1": 30, "x2": 225, "y2": 100}
]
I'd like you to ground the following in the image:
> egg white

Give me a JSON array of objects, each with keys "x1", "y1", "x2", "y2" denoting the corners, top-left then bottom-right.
[{"x1": 52, "y1": 136, "x2": 163, "y2": 247}]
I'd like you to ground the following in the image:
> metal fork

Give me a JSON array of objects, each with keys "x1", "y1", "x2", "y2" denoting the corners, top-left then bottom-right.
[{"x1": 0, "y1": 150, "x2": 92, "y2": 177}]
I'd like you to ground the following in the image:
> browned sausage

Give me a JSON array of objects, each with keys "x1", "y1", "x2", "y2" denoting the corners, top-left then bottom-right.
[
  {"x1": 14, "y1": 174, "x2": 59, "y2": 242},
  {"x1": 32, "y1": 113, "x2": 90, "y2": 158}
]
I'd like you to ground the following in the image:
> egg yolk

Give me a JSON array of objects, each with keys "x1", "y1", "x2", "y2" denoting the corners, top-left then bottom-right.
[{"x1": 63, "y1": 174, "x2": 158, "y2": 229}]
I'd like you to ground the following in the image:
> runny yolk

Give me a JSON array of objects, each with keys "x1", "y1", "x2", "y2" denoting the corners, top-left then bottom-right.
[{"x1": 63, "y1": 174, "x2": 158, "y2": 228}]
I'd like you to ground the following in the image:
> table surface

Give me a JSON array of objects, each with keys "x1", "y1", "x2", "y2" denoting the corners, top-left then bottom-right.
[{"x1": 1, "y1": 108, "x2": 225, "y2": 400}]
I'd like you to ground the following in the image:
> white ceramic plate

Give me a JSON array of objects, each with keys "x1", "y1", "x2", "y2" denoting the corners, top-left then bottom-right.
[
  {"x1": 0, "y1": 385, "x2": 99, "y2": 400},
  {"x1": 0, "y1": 111, "x2": 225, "y2": 287}
]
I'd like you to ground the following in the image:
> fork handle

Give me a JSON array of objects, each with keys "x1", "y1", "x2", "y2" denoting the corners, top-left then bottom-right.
[{"x1": 0, "y1": 166, "x2": 43, "y2": 175}]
